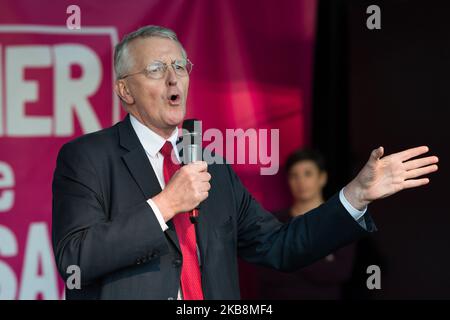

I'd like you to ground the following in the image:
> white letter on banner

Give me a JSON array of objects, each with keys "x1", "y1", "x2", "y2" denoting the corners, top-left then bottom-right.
[
  {"x1": 0, "y1": 226, "x2": 18, "y2": 299},
  {"x1": 19, "y1": 223, "x2": 58, "y2": 300},
  {"x1": 54, "y1": 44, "x2": 102, "y2": 136},
  {"x1": 0, "y1": 161, "x2": 14, "y2": 212},
  {"x1": 6, "y1": 46, "x2": 52, "y2": 136}
]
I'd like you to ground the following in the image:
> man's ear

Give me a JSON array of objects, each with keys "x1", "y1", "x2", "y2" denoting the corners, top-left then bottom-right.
[{"x1": 115, "y1": 80, "x2": 135, "y2": 105}]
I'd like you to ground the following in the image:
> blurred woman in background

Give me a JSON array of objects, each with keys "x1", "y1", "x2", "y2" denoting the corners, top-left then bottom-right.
[{"x1": 258, "y1": 148, "x2": 356, "y2": 300}]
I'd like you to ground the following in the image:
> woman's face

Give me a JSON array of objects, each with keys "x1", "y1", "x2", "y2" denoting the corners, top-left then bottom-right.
[{"x1": 287, "y1": 160, "x2": 327, "y2": 201}]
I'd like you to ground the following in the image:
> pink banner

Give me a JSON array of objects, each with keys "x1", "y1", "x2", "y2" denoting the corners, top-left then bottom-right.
[{"x1": 0, "y1": 0, "x2": 316, "y2": 299}]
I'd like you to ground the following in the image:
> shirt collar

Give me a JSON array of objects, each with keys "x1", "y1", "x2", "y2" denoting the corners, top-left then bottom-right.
[{"x1": 129, "y1": 114, "x2": 179, "y2": 159}]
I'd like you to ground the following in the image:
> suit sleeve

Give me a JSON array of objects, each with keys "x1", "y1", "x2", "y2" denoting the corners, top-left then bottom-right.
[
  {"x1": 52, "y1": 142, "x2": 170, "y2": 285},
  {"x1": 225, "y1": 164, "x2": 377, "y2": 272}
]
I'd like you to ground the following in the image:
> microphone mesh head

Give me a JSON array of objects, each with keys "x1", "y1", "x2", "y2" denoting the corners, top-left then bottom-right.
[{"x1": 182, "y1": 119, "x2": 199, "y2": 133}]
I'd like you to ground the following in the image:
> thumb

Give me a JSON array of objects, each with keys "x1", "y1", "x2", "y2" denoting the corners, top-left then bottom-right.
[{"x1": 371, "y1": 146, "x2": 384, "y2": 161}]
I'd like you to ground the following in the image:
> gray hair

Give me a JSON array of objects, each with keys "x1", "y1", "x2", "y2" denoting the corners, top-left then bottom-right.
[{"x1": 114, "y1": 25, "x2": 187, "y2": 79}]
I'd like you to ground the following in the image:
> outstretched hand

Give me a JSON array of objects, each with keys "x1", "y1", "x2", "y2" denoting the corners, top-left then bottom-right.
[{"x1": 344, "y1": 146, "x2": 439, "y2": 210}]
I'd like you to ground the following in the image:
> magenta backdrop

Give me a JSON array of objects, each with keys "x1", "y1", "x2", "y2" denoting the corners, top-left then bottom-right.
[{"x1": 0, "y1": 0, "x2": 316, "y2": 299}]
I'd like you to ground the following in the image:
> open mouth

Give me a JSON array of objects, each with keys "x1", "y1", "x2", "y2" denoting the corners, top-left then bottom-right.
[{"x1": 168, "y1": 94, "x2": 181, "y2": 105}]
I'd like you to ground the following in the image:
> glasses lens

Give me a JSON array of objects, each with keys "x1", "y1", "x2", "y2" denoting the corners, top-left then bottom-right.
[
  {"x1": 146, "y1": 62, "x2": 166, "y2": 79},
  {"x1": 173, "y1": 59, "x2": 192, "y2": 76},
  {"x1": 144, "y1": 60, "x2": 193, "y2": 79}
]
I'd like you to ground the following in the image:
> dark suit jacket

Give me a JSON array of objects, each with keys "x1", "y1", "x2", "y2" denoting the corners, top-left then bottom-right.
[
  {"x1": 52, "y1": 114, "x2": 376, "y2": 300},
  {"x1": 257, "y1": 209, "x2": 356, "y2": 299}
]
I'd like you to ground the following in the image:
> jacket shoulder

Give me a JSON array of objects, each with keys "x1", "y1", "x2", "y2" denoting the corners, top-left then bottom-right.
[{"x1": 59, "y1": 122, "x2": 120, "y2": 155}]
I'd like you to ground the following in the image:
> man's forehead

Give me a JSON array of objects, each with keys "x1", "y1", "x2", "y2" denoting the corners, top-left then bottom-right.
[{"x1": 129, "y1": 37, "x2": 183, "y2": 62}]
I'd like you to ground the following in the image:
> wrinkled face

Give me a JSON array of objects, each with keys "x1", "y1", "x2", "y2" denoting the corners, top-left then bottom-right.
[
  {"x1": 287, "y1": 160, "x2": 327, "y2": 201},
  {"x1": 115, "y1": 37, "x2": 189, "y2": 137}
]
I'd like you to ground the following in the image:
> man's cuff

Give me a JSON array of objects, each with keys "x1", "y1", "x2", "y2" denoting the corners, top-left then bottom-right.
[
  {"x1": 147, "y1": 199, "x2": 169, "y2": 232},
  {"x1": 339, "y1": 188, "x2": 367, "y2": 221}
]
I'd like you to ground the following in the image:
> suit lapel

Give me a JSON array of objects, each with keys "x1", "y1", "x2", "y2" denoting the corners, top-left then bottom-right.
[
  {"x1": 195, "y1": 200, "x2": 209, "y2": 268},
  {"x1": 118, "y1": 115, "x2": 181, "y2": 253},
  {"x1": 164, "y1": 220, "x2": 181, "y2": 253}
]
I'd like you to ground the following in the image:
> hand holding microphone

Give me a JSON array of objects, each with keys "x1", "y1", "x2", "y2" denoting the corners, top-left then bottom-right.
[
  {"x1": 152, "y1": 161, "x2": 210, "y2": 222},
  {"x1": 152, "y1": 119, "x2": 209, "y2": 223}
]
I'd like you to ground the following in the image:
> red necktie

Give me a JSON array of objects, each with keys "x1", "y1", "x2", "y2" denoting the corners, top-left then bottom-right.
[{"x1": 160, "y1": 141, "x2": 204, "y2": 300}]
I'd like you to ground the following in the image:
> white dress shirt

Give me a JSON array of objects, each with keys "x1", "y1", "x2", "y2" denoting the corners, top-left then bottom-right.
[{"x1": 129, "y1": 114, "x2": 369, "y2": 299}]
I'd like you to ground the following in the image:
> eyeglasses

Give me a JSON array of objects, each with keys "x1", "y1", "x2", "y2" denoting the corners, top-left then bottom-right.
[{"x1": 119, "y1": 59, "x2": 193, "y2": 80}]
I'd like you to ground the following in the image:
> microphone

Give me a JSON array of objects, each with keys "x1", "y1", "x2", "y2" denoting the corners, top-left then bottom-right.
[{"x1": 182, "y1": 119, "x2": 202, "y2": 224}]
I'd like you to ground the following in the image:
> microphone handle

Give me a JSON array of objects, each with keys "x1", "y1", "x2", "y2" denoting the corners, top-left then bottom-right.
[
  {"x1": 184, "y1": 143, "x2": 201, "y2": 224},
  {"x1": 189, "y1": 208, "x2": 199, "y2": 224}
]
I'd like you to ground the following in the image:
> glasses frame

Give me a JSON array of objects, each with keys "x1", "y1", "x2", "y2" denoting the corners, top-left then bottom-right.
[{"x1": 118, "y1": 58, "x2": 193, "y2": 80}]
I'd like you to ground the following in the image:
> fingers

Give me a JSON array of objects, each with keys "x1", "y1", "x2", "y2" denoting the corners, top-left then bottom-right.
[
  {"x1": 198, "y1": 181, "x2": 211, "y2": 193},
  {"x1": 405, "y1": 164, "x2": 438, "y2": 180},
  {"x1": 166, "y1": 162, "x2": 211, "y2": 213},
  {"x1": 181, "y1": 161, "x2": 208, "y2": 175},
  {"x1": 179, "y1": 162, "x2": 210, "y2": 182},
  {"x1": 404, "y1": 156, "x2": 439, "y2": 171},
  {"x1": 197, "y1": 191, "x2": 209, "y2": 203},
  {"x1": 377, "y1": 146, "x2": 384, "y2": 159},
  {"x1": 396, "y1": 145, "x2": 429, "y2": 161},
  {"x1": 403, "y1": 178, "x2": 430, "y2": 189},
  {"x1": 196, "y1": 181, "x2": 211, "y2": 203},
  {"x1": 200, "y1": 171, "x2": 212, "y2": 182},
  {"x1": 191, "y1": 161, "x2": 208, "y2": 172},
  {"x1": 197, "y1": 172, "x2": 211, "y2": 196},
  {"x1": 185, "y1": 162, "x2": 211, "y2": 198},
  {"x1": 370, "y1": 146, "x2": 384, "y2": 160}
]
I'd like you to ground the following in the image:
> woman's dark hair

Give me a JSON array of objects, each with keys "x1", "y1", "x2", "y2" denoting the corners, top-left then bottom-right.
[{"x1": 285, "y1": 148, "x2": 327, "y2": 173}]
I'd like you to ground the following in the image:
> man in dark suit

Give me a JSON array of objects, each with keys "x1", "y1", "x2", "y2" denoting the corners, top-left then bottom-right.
[{"x1": 52, "y1": 26, "x2": 439, "y2": 300}]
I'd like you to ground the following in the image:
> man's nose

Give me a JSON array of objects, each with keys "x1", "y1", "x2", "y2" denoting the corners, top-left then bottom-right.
[{"x1": 166, "y1": 67, "x2": 178, "y2": 86}]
